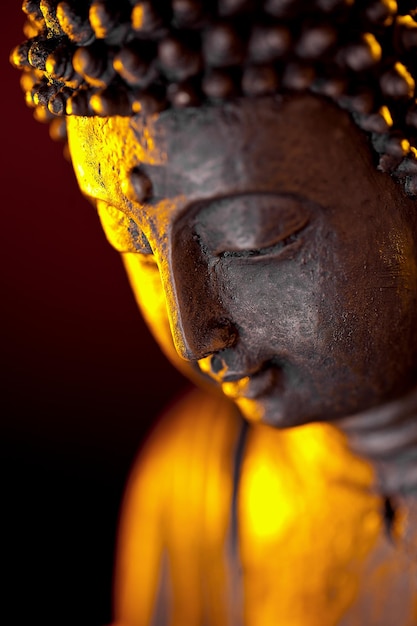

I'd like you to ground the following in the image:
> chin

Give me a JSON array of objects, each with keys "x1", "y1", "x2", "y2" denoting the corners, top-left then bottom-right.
[
  {"x1": 234, "y1": 395, "x2": 304, "y2": 429},
  {"x1": 233, "y1": 393, "x2": 353, "y2": 430}
]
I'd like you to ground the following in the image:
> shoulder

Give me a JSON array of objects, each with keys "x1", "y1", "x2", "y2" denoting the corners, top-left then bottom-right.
[
  {"x1": 118, "y1": 385, "x2": 241, "y2": 520},
  {"x1": 113, "y1": 387, "x2": 242, "y2": 624},
  {"x1": 128, "y1": 386, "x2": 242, "y2": 487}
]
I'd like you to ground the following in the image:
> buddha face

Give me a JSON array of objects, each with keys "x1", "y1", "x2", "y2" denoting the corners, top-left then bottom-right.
[{"x1": 67, "y1": 95, "x2": 417, "y2": 428}]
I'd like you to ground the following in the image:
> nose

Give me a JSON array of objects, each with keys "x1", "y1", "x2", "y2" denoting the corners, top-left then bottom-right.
[
  {"x1": 159, "y1": 234, "x2": 237, "y2": 361},
  {"x1": 198, "y1": 352, "x2": 232, "y2": 382},
  {"x1": 198, "y1": 348, "x2": 261, "y2": 383}
]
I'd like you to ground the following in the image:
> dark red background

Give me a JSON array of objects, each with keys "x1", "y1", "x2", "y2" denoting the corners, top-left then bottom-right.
[{"x1": 1, "y1": 4, "x2": 187, "y2": 624}]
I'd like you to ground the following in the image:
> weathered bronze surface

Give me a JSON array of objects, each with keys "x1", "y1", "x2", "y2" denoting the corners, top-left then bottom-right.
[
  {"x1": 68, "y1": 94, "x2": 417, "y2": 430},
  {"x1": 67, "y1": 93, "x2": 417, "y2": 625},
  {"x1": 12, "y1": 1, "x2": 417, "y2": 625}
]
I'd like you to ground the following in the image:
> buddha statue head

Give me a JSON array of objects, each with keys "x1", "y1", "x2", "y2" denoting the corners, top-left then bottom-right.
[{"x1": 12, "y1": 0, "x2": 417, "y2": 429}]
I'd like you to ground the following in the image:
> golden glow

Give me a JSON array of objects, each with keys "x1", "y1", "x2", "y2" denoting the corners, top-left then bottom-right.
[
  {"x1": 363, "y1": 32, "x2": 382, "y2": 63},
  {"x1": 222, "y1": 378, "x2": 251, "y2": 399},
  {"x1": 131, "y1": 4, "x2": 145, "y2": 30},
  {"x1": 401, "y1": 138, "x2": 411, "y2": 153},
  {"x1": 67, "y1": 115, "x2": 167, "y2": 212},
  {"x1": 9, "y1": 46, "x2": 23, "y2": 68},
  {"x1": 242, "y1": 455, "x2": 295, "y2": 541},
  {"x1": 122, "y1": 252, "x2": 170, "y2": 348},
  {"x1": 376, "y1": 0, "x2": 397, "y2": 25},
  {"x1": 198, "y1": 354, "x2": 228, "y2": 380},
  {"x1": 97, "y1": 201, "x2": 217, "y2": 388},
  {"x1": 379, "y1": 105, "x2": 394, "y2": 128},
  {"x1": 397, "y1": 14, "x2": 417, "y2": 30},
  {"x1": 394, "y1": 62, "x2": 416, "y2": 99},
  {"x1": 197, "y1": 363, "x2": 265, "y2": 423},
  {"x1": 239, "y1": 422, "x2": 381, "y2": 626},
  {"x1": 89, "y1": 4, "x2": 107, "y2": 39},
  {"x1": 131, "y1": 99, "x2": 144, "y2": 114},
  {"x1": 89, "y1": 92, "x2": 109, "y2": 113},
  {"x1": 234, "y1": 397, "x2": 264, "y2": 422},
  {"x1": 122, "y1": 251, "x2": 202, "y2": 385},
  {"x1": 142, "y1": 126, "x2": 158, "y2": 156},
  {"x1": 97, "y1": 201, "x2": 138, "y2": 253},
  {"x1": 114, "y1": 390, "x2": 242, "y2": 626},
  {"x1": 114, "y1": 394, "x2": 417, "y2": 626},
  {"x1": 65, "y1": 100, "x2": 417, "y2": 624}
]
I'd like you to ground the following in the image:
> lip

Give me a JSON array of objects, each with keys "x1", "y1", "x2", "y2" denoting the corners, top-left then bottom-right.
[{"x1": 221, "y1": 367, "x2": 277, "y2": 400}]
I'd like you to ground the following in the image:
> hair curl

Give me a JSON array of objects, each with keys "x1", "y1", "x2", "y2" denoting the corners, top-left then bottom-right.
[{"x1": 10, "y1": 0, "x2": 417, "y2": 194}]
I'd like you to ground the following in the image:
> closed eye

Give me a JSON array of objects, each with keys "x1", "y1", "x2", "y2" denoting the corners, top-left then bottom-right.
[
  {"x1": 216, "y1": 221, "x2": 307, "y2": 259},
  {"x1": 191, "y1": 192, "x2": 312, "y2": 262}
]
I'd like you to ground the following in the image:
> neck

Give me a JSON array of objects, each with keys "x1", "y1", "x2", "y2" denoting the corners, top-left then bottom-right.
[{"x1": 335, "y1": 387, "x2": 417, "y2": 498}]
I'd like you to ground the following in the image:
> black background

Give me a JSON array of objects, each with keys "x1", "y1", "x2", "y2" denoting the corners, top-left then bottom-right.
[{"x1": 1, "y1": 4, "x2": 187, "y2": 624}]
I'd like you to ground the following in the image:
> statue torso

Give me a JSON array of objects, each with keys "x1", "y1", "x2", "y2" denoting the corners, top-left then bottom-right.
[{"x1": 114, "y1": 388, "x2": 417, "y2": 626}]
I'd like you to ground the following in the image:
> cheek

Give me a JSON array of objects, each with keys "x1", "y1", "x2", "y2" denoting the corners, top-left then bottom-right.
[
  {"x1": 215, "y1": 232, "x2": 417, "y2": 374},
  {"x1": 122, "y1": 253, "x2": 200, "y2": 382},
  {"x1": 216, "y1": 253, "x2": 324, "y2": 358},
  {"x1": 212, "y1": 225, "x2": 344, "y2": 360},
  {"x1": 122, "y1": 253, "x2": 174, "y2": 355},
  {"x1": 353, "y1": 240, "x2": 417, "y2": 380},
  {"x1": 314, "y1": 228, "x2": 417, "y2": 395}
]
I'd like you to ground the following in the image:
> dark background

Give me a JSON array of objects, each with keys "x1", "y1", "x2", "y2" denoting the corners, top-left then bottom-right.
[{"x1": 1, "y1": 4, "x2": 187, "y2": 624}]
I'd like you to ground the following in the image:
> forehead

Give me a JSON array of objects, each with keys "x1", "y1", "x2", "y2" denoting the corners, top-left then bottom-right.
[{"x1": 67, "y1": 94, "x2": 382, "y2": 220}]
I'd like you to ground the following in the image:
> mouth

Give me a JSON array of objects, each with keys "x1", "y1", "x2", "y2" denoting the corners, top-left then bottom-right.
[
  {"x1": 221, "y1": 367, "x2": 279, "y2": 400},
  {"x1": 197, "y1": 355, "x2": 284, "y2": 405},
  {"x1": 197, "y1": 355, "x2": 288, "y2": 424}
]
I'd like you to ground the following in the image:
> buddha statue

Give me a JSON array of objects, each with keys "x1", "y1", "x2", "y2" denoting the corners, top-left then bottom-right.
[{"x1": 11, "y1": 1, "x2": 417, "y2": 624}]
